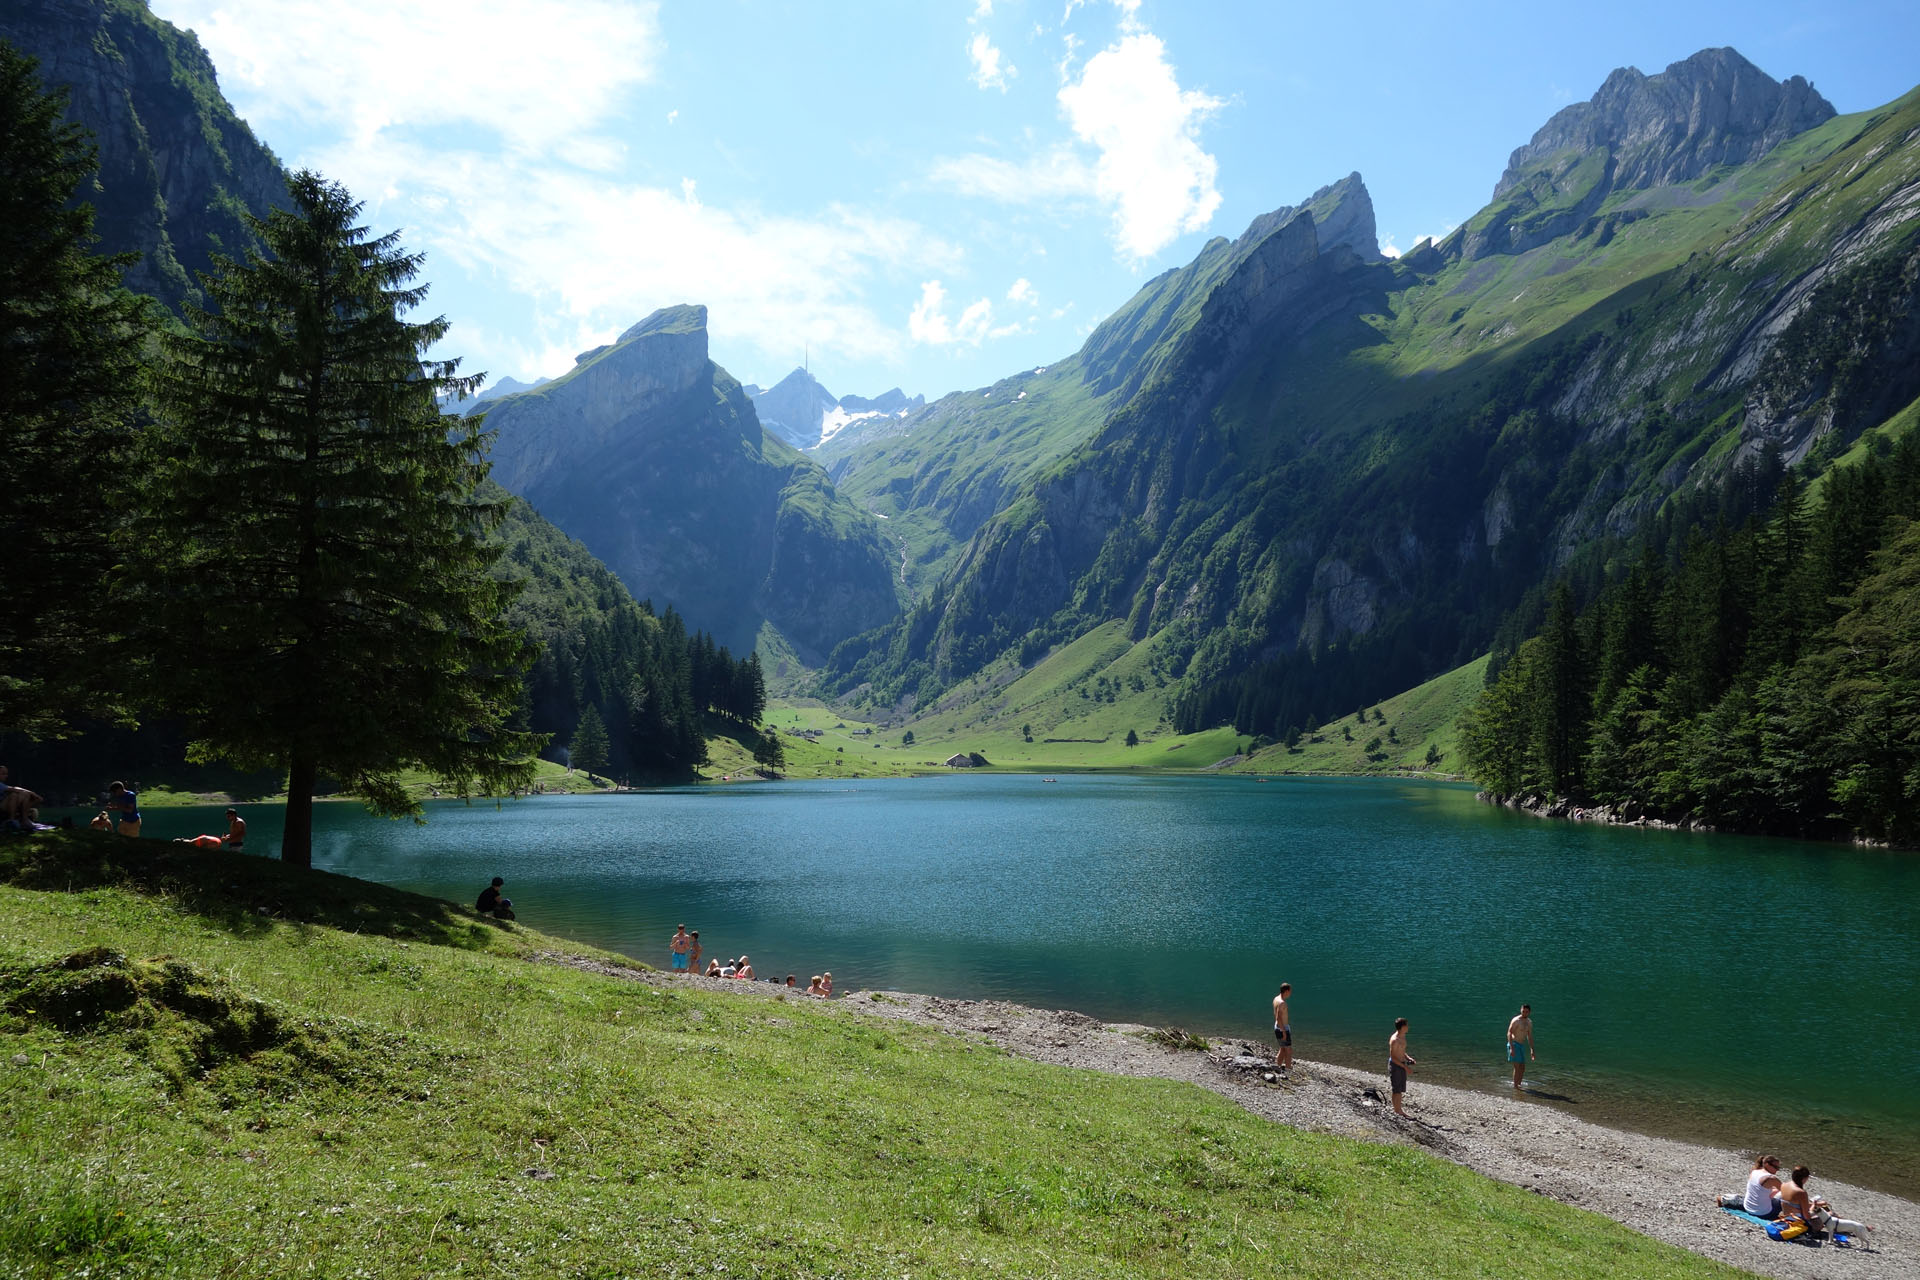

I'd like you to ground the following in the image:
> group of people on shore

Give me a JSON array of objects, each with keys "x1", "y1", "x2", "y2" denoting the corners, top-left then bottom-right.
[
  {"x1": 1724, "y1": 1154, "x2": 1873, "y2": 1242},
  {"x1": 2, "y1": 770, "x2": 166, "y2": 841},
  {"x1": 669, "y1": 924, "x2": 834, "y2": 998},
  {"x1": 1271, "y1": 985, "x2": 1536, "y2": 1118}
]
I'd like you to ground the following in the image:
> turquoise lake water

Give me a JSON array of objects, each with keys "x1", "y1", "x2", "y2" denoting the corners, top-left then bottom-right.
[{"x1": 133, "y1": 775, "x2": 1920, "y2": 1194}]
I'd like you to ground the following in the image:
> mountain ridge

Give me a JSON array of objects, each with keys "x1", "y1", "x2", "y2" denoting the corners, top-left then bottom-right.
[{"x1": 819, "y1": 50, "x2": 1920, "y2": 747}]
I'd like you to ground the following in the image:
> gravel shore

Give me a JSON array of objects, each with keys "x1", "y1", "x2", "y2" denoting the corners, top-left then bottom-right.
[{"x1": 542, "y1": 955, "x2": 1914, "y2": 1278}]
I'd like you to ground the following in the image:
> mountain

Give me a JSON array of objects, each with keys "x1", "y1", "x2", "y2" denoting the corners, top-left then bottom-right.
[
  {"x1": 0, "y1": 0, "x2": 288, "y2": 311},
  {"x1": 474, "y1": 305, "x2": 902, "y2": 659},
  {"x1": 822, "y1": 50, "x2": 1920, "y2": 745},
  {"x1": 749, "y1": 367, "x2": 926, "y2": 450},
  {"x1": 816, "y1": 173, "x2": 1382, "y2": 599}
]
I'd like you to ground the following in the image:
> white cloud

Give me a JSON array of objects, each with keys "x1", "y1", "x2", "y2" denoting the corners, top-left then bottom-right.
[
  {"x1": 935, "y1": 22, "x2": 1223, "y2": 262},
  {"x1": 667, "y1": 109, "x2": 678, "y2": 124},
  {"x1": 164, "y1": 0, "x2": 661, "y2": 155},
  {"x1": 909, "y1": 280, "x2": 997, "y2": 347},
  {"x1": 930, "y1": 148, "x2": 1096, "y2": 204},
  {"x1": 155, "y1": 0, "x2": 962, "y2": 380},
  {"x1": 1059, "y1": 33, "x2": 1222, "y2": 260},
  {"x1": 1007, "y1": 277, "x2": 1037, "y2": 305},
  {"x1": 968, "y1": 31, "x2": 1015, "y2": 91}
]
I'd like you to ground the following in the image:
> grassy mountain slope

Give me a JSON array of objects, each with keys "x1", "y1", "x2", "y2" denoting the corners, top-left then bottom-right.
[
  {"x1": 0, "y1": 836, "x2": 1738, "y2": 1279},
  {"x1": 822, "y1": 58, "x2": 1920, "y2": 755}
]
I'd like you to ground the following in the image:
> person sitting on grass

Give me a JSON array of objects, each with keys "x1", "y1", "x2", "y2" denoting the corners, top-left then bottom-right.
[
  {"x1": 492, "y1": 898, "x2": 516, "y2": 922},
  {"x1": 806, "y1": 975, "x2": 828, "y2": 999},
  {"x1": 104, "y1": 781, "x2": 140, "y2": 837},
  {"x1": 734, "y1": 955, "x2": 755, "y2": 980},
  {"x1": 176, "y1": 808, "x2": 246, "y2": 850},
  {"x1": 476, "y1": 877, "x2": 504, "y2": 915},
  {"x1": 0, "y1": 766, "x2": 45, "y2": 831},
  {"x1": 822, "y1": 971, "x2": 834, "y2": 997}
]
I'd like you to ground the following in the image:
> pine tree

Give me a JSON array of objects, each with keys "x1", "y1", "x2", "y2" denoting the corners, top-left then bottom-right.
[
  {"x1": 0, "y1": 45, "x2": 154, "y2": 735},
  {"x1": 571, "y1": 705, "x2": 611, "y2": 781},
  {"x1": 133, "y1": 171, "x2": 540, "y2": 866},
  {"x1": 1532, "y1": 582, "x2": 1590, "y2": 795}
]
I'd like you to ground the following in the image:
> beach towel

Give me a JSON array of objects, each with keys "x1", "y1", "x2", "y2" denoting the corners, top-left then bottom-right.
[{"x1": 1719, "y1": 1207, "x2": 1850, "y2": 1245}]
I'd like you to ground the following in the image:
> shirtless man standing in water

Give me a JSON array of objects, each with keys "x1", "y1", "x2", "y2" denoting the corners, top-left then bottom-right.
[
  {"x1": 1271, "y1": 983, "x2": 1293, "y2": 1071},
  {"x1": 1507, "y1": 1003, "x2": 1535, "y2": 1088}
]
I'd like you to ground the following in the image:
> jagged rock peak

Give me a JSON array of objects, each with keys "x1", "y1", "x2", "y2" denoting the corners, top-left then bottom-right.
[
  {"x1": 1236, "y1": 172, "x2": 1383, "y2": 263},
  {"x1": 1496, "y1": 48, "x2": 1834, "y2": 198}
]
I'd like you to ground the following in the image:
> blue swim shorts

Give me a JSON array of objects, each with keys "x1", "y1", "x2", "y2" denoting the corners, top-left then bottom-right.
[
  {"x1": 670, "y1": 952, "x2": 689, "y2": 970},
  {"x1": 1507, "y1": 1041, "x2": 1527, "y2": 1063}
]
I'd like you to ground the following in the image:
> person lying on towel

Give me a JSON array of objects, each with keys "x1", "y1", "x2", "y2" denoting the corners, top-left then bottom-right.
[{"x1": 176, "y1": 808, "x2": 245, "y2": 850}]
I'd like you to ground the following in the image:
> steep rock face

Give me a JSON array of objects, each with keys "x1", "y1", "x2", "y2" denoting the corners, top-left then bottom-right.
[
  {"x1": 1467, "y1": 49, "x2": 1833, "y2": 261},
  {"x1": 922, "y1": 187, "x2": 1389, "y2": 675},
  {"x1": 1079, "y1": 172, "x2": 1382, "y2": 400},
  {"x1": 485, "y1": 305, "x2": 711, "y2": 492},
  {"x1": 1, "y1": 0, "x2": 288, "y2": 310},
  {"x1": 1498, "y1": 49, "x2": 1833, "y2": 196},
  {"x1": 477, "y1": 307, "x2": 900, "y2": 658}
]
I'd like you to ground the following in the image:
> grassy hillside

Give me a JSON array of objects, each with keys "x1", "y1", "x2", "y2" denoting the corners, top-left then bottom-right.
[
  {"x1": 1233, "y1": 656, "x2": 1489, "y2": 777},
  {"x1": 0, "y1": 834, "x2": 1742, "y2": 1279}
]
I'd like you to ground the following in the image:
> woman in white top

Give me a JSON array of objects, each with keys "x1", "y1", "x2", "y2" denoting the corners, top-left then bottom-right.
[{"x1": 1743, "y1": 1155, "x2": 1783, "y2": 1218}]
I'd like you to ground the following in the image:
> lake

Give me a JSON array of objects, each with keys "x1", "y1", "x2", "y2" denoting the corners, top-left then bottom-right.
[{"x1": 133, "y1": 774, "x2": 1920, "y2": 1194}]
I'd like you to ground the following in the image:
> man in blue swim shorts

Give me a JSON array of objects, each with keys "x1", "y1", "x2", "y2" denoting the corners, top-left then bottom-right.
[
  {"x1": 1506, "y1": 1003, "x2": 1535, "y2": 1089},
  {"x1": 669, "y1": 924, "x2": 693, "y2": 971}
]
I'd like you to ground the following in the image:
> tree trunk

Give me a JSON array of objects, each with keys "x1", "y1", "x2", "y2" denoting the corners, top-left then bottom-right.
[{"x1": 283, "y1": 752, "x2": 317, "y2": 869}]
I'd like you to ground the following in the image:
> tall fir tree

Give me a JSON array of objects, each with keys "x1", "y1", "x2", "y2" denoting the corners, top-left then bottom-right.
[
  {"x1": 570, "y1": 704, "x2": 611, "y2": 780},
  {"x1": 133, "y1": 171, "x2": 540, "y2": 867},
  {"x1": 0, "y1": 44, "x2": 154, "y2": 735}
]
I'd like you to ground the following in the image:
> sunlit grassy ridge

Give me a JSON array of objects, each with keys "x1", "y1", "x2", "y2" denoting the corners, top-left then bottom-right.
[{"x1": 0, "y1": 834, "x2": 1744, "y2": 1279}]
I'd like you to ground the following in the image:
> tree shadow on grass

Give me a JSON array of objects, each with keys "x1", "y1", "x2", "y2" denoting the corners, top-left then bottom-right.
[{"x1": 0, "y1": 830, "x2": 506, "y2": 951}]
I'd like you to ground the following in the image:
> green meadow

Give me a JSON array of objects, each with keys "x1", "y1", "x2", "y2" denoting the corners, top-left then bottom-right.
[{"x1": 0, "y1": 833, "x2": 1745, "y2": 1279}]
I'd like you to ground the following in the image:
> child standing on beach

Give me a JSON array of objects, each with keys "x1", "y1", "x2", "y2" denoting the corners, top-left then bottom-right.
[{"x1": 1389, "y1": 1018, "x2": 1416, "y2": 1116}]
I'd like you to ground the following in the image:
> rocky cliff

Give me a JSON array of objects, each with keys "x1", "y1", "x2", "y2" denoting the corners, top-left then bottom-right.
[
  {"x1": 1466, "y1": 48, "x2": 1834, "y2": 261},
  {"x1": 1497, "y1": 48, "x2": 1833, "y2": 197},
  {"x1": 0, "y1": 0, "x2": 289, "y2": 310},
  {"x1": 477, "y1": 306, "x2": 901, "y2": 658}
]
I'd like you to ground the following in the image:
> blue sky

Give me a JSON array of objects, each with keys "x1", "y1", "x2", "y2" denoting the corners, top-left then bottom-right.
[{"x1": 153, "y1": 0, "x2": 1920, "y2": 405}]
